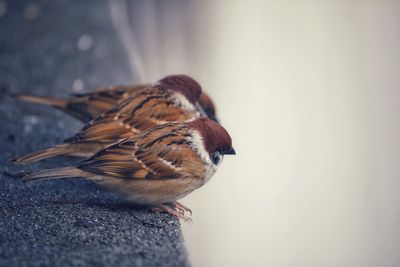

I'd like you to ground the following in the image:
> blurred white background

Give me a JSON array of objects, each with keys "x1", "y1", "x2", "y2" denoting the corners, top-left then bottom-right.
[{"x1": 125, "y1": 1, "x2": 400, "y2": 266}]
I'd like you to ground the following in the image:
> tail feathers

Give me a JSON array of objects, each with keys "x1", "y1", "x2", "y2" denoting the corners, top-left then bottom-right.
[
  {"x1": 11, "y1": 144, "x2": 78, "y2": 164},
  {"x1": 21, "y1": 167, "x2": 82, "y2": 182},
  {"x1": 12, "y1": 93, "x2": 67, "y2": 108}
]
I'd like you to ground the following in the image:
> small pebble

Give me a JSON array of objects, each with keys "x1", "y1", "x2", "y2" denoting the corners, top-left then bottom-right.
[
  {"x1": 72, "y1": 79, "x2": 84, "y2": 92},
  {"x1": 23, "y1": 115, "x2": 39, "y2": 133},
  {"x1": 77, "y1": 35, "x2": 93, "y2": 51}
]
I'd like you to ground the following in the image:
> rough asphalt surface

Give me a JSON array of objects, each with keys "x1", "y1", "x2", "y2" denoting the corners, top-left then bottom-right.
[{"x1": 0, "y1": 1, "x2": 188, "y2": 266}]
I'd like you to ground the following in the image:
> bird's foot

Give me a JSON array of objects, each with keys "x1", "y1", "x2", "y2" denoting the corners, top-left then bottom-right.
[
  {"x1": 152, "y1": 202, "x2": 192, "y2": 221},
  {"x1": 172, "y1": 201, "x2": 192, "y2": 216}
]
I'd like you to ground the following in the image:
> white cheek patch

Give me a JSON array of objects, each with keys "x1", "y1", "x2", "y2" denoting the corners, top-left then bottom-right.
[
  {"x1": 189, "y1": 130, "x2": 211, "y2": 164},
  {"x1": 189, "y1": 130, "x2": 217, "y2": 182},
  {"x1": 172, "y1": 92, "x2": 198, "y2": 114}
]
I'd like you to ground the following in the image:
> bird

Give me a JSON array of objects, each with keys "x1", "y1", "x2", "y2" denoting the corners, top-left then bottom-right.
[
  {"x1": 13, "y1": 84, "x2": 218, "y2": 123},
  {"x1": 19, "y1": 117, "x2": 236, "y2": 219},
  {"x1": 12, "y1": 74, "x2": 207, "y2": 164}
]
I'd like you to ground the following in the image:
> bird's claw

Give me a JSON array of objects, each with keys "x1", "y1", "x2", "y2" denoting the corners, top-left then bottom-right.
[
  {"x1": 152, "y1": 202, "x2": 192, "y2": 221},
  {"x1": 173, "y1": 201, "x2": 192, "y2": 216}
]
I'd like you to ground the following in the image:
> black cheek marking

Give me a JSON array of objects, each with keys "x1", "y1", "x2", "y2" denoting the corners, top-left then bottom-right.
[{"x1": 210, "y1": 151, "x2": 221, "y2": 165}]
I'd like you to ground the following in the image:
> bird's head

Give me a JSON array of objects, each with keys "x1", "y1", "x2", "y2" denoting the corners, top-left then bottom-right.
[
  {"x1": 156, "y1": 74, "x2": 202, "y2": 105},
  {"x1": 189, "y1": 117, "x2": 235, "y2": 165}
]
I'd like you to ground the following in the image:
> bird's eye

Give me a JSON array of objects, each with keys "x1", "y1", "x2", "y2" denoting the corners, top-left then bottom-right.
[{"x1": 210, "y1": 151, "x2": 222, "y2": 165}]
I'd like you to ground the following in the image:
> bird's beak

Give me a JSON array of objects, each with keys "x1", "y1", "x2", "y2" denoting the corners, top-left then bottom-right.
[
  {"x1": 208, "y1": 114, "x2": 219, "y2": 123},
  {"x1": 221, "y1": 147, "x2": 236, "y2": 155}
]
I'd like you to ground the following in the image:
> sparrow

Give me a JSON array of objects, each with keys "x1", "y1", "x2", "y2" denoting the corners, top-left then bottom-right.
[
  {"x1": 19, "y1": 118, "x2": 236, "y2": 219},
  {"x1": 12, "y1": 74, "x2": 206, "y2": 164},
  {"x1": 13, "y1": 84, "x2": 218, "y2": 122}
]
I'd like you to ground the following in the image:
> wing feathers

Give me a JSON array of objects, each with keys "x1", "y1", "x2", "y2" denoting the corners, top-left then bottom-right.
[
  {"x1": 65, "y1": 89, "x2": 197, "y2": 146},
  {"x1": 77, "y1": 124, "x2": 204, "y2": 181}
]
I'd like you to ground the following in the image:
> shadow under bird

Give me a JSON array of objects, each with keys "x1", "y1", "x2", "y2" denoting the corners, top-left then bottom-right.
[
  {"x1": 19, "y1": 118, "x2": 236, "y2": 218},
  {"x1": 12, "y1": 75, "x2": 213, "y2": 164}
]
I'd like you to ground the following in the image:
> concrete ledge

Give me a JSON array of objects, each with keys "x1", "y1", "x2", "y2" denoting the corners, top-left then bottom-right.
[{"x1": 0, "y1": 1, "x2": 188, "y2": 266}]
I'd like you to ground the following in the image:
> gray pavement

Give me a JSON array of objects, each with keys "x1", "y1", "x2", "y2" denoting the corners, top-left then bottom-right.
[{"x1": 0, "y1": 1, "x2": 188, "y2": 266}]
